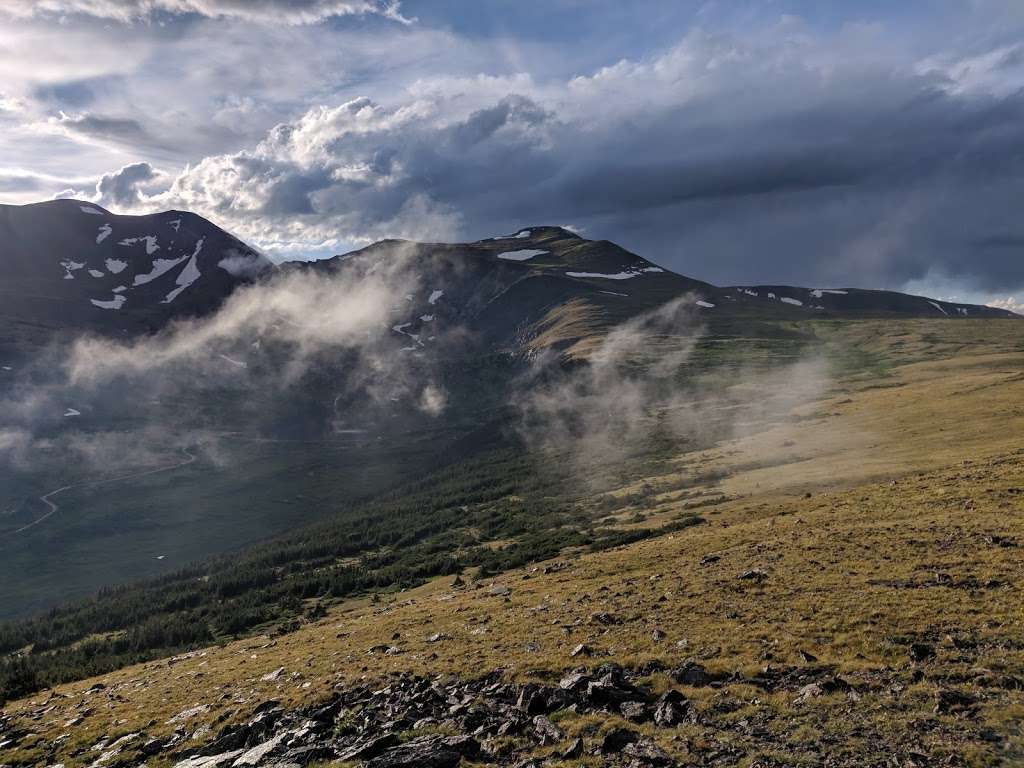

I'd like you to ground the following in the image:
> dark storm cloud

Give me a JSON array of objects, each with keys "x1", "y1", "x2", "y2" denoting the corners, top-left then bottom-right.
[
  {"x1": 536, "y1": 88, "x2": 1024, "y2": 291},
  {"x1": 33, "y1": 80, "x2": 98, "y2": 109},
  {"x1": 976, "y1": 234, "x2": 1024, "y2": 250},
  {"x1": 150, "y1": 72, "x2": 1024, "y2": 295},
  {"x1": 556, "y1": 150, "x2": 866, "y2": 214},
  {"x1": 55, "y1": 112, "x2": 154, "y2": 146}
]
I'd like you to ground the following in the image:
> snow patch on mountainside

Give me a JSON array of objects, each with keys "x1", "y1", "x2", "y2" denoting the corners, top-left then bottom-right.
[
  {"x1": 428, "y1": 290, "x2": 444, "y2": 305},
  {"x1": 91, "y1": 295, "x2": 127, "y2": 310},
  {"x1": 162, "y1": 238, "x2": 204, "y2": 303},
  {"x1": 60, "y1": 260, "x2": 85, "y2": 279},
  {"x1": 566, "y1": 265, "x2": 664, "y2": 280},
  {"x1": 497, "y1": 249, "x2": 546, "y2": 261},
  {"x1": 134, "y1": 255, "x2": 189, "y2": 286},
  {"x1": 96, "y1": 224, "x2": 112, "y2": 244},
  {"x1": 79, "y1": 206, "x2": 103, "y2": 215},
  {"x1": 218, "y1": 353, "x2": 247, "y2": 368},
  {"x1": 105, "y1": 258, "x2": 127, "y2": 274},
  {"x1": 119, "y1": 236, "x2": 160, "y2": 255},
  {"x1": 566, "y1": 270, "x2": 637, "y2": 280}
]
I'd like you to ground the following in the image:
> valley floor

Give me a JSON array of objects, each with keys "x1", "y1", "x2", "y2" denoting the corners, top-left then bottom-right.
[{"x1": 2, "y1": 321, "x2": 1023, "y2": 767}]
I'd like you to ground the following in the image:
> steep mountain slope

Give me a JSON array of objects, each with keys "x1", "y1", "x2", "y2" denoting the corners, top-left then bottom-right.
[
  {"x1": 294, "y1": 226, "x2": 1018, "y2": 363},
  {"x1": 0, "y1": 199, "x2": 270, "y2": 348},
  {"x1": 284, "y1": 225, "x2": 717, "y2": 359}
]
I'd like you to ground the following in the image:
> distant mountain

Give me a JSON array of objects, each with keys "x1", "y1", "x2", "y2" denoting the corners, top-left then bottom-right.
[
  {"x1": 726, "y1": 284, "x2": 1014, "y2": 318},
  {"x1": 0, "y1": 203, "x2": 1015, "y2": 362},
  {"x1": 284, "y1": 225, "x2": 719, "y2": 359},
  {"x1": 0, "y1": 199, "x2": 271, "y2": 346},
  {"x1": 288, "y1": 225, "x2": 1017, "y2": 361}
]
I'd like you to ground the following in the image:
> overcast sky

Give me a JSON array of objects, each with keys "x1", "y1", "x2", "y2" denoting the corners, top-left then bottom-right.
[{"x1": 2, "y1": 1, "x2": 1023, "y2": 309}]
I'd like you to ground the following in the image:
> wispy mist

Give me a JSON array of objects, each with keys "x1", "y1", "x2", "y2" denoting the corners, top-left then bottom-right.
[
  {"x1": 0, "y1": 243, "x2": 453, "y2": 484},
  {"x1": 513, "y1": 295, "x2": 832, "y2": 486}
]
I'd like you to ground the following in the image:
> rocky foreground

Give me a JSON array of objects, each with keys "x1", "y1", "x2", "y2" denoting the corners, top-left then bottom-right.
[{"x1": 3, "y1": 649, "x2": 1000, "y2": 768}]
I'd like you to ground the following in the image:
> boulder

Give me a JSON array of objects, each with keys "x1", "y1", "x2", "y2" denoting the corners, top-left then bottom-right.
[
  {"x1": 336, "y1": 733, "x2": 399, "y2": 761},
  {"x1": 600, "y1": 727, "x2": 640, "y2": 754},
  {"x1": 620, "y1": 700, "x2": 649, "y2": 722},
  {"x1": 531, "y1": 715, "x2": 565, "y2": 745},
  {"x1": 560, "y1": 738, "x2": 584, "y2": 760},
  {"x1": 623, "y1": 738, "x2": 675, "y2": 766},
  {"x1": 668, "y1": 661, "x2": 712, "y2": 687},
  {"x1": 653, "y1": 690, "x2": 689, "y2": 727},
  {"x1": 365, "y1": 735, "x2": 480, "y2": 768}
]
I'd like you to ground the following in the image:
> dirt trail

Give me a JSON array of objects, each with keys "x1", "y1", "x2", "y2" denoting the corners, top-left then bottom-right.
[{"x1": 12, "y1": 447, "x2": 197, "y2": 535}]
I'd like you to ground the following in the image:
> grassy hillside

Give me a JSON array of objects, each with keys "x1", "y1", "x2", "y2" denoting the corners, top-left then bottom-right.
[{"x1": 0, "y1": 319, "x2": 1022, "y2": 766}]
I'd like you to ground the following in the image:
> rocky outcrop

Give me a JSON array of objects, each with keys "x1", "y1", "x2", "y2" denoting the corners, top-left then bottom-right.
[
  {"x1": 139, "y1": 662, "x2": 696, "y2": 768},
  {"x1": 3, "y1": 658, "x2": 964, "y2": 768}
]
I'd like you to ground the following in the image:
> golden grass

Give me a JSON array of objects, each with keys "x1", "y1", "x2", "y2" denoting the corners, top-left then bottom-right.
[{"x1": 3, "y1": 320, "x2": 1024, "y2": 766}]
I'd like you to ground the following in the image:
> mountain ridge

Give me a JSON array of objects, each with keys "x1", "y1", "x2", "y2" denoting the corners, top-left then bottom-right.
[{"x1": 0, "y1": 200, "x2": 1015, "y2": 362}]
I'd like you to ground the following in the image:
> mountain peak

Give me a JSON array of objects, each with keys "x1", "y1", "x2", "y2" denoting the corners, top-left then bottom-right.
[
  {"x1": 0, "y1": 199, "x2": 268, "y2": 335},
  {"x1": 475, "y1": 226, "x2": 583, "y2": 244}
]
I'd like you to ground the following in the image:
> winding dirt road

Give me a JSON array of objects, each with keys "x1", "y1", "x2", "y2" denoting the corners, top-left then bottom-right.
[{"x1": 13, "y1": 447, "x2": 197, "y2": 535}]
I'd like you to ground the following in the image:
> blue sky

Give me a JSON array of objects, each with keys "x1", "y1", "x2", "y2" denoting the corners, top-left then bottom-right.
[{"x1": 1, "y1": 1, "x2": 1023, "y2": 311}]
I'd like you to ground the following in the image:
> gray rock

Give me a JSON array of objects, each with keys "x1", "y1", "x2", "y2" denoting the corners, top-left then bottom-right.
[
  {"x1": 234, "y1": 732, "x2": 287, "y2": 766},
  {"x1": 172, "y1": 750, "x2": 244, "y2": 768},
  {"x1": 365, "y1": 735, "x2": 480, "y2": 768},
  {"x1": 531, "y1": 715, "x2": 565, "y2": 745},
  {"x1": 559, "y1": 671, "x2": 592, "y2": 694},
  {"x1": 737, "y1": 568, "x2": 768, "y2": 581},
  {"x1": 620, "y1": 700, "x2": 649, "y2": 722},
  {"x1": 623, "y1": 738, "x2": 675, "y2": 766},
  {"x1": 336, "y1": 733, "x2": 398, "y2": 761},
  {"x1": 669, "y1": 661, "x2": 712, "y2": 686},
  {"x1": 600, "y1": 727, "x2": 640, "y2": 754},
  {"x1": 653, "y1": 689, "x2": 689, "y2": 727},
  {"x1": 561, "y1": 738, "x2": 584, "y2": 759}
]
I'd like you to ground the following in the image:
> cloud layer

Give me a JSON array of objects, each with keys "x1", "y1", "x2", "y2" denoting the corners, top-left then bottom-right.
[
  {"x1": 2, "y1": 4, "x2": 1024, "y2": 297},
  {"x1": 0, "y1": 0, "x2": 410, "y2": 25}
]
